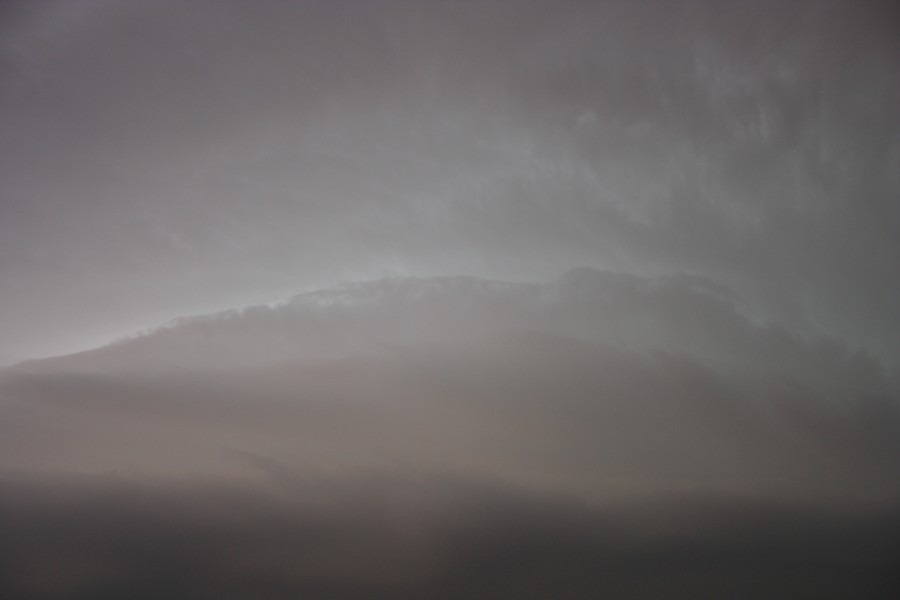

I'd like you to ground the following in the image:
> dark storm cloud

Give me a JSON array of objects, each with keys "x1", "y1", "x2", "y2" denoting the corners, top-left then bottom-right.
[
  {"x1": 2, "y1": 271, "x2": 897, "y2": 597},
  {"x1": 0, "y1": 0, "x2": 898, "y2": 361},
  {"x1": 1, "y1": 2, "x2": 899, "y2": 597},
  {"x1": 0, "y1": 473, "x2": 898, "y2": 599},
  {"x1": 3, "y1": 272, "x2": 898, "y2": 493},
  {"x1": 21, "y1": 269, "x2": 892, "y2": 399}
]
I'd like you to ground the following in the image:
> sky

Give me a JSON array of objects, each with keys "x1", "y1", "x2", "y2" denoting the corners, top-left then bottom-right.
[
  {"x1": 0, "y1": 1, "x2": 899, "y2": 597},
  {"x1": 0, "y1": 0, "x2": 897, "y2": 362}
]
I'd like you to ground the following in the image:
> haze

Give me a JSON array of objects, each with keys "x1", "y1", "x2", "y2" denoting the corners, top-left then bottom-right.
[{"x1": 0, "y1": 1, "x2": 898, "y2": 598}]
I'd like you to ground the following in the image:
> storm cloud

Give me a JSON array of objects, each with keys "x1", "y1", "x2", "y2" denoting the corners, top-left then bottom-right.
[
  {"x1": 1, "y1": 0, "x2": 898, "y2": 361},
  {"x1": 2, "y1": 271, "x2": 899, "y2": 597},
  {"x1": 1, "y1": 474, "x2": 898, "y2": 599},
  {"x1": 1, "y1": 0, "x2": 898, "y2": 597}
]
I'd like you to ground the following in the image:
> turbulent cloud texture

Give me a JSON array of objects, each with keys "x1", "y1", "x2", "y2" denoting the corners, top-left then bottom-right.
[
  {"x1": 1, "y1": 0, "x2": 898, "y2": 360},
  {"x1": 2, "y1": 271, "x2": 899, "y2": 597},
  {"x1": 1, "y1": 0, "x2": 898, "y2": 597}
]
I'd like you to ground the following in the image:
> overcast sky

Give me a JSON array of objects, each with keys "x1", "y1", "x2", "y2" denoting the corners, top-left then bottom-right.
[
  {"x1": 1, "y1": 0, "x2": 897, "y2": 362},
  {"x1": 1, "y1": 1, "x2": 899, "y2": 597}
]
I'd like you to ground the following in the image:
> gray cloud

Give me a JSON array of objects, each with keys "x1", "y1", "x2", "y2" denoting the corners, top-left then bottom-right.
[
  {"x1": 1, "y1": 1, "x2": 898, "y2": 596},
  {"x1": 3, "y1": 272, "x2": 898, "y2": 494},
  {"x1": 0, "y1": 473, "x2": 898, "y2": 599},
  {"x1": 1, "y1": 0, "x2": 898, "y2": 360},
  {"x1": 21, "y1": 269, "x2": 891, "y2": 399},
  {"x1": 3, "y1": 268, "x2": 898, "y2": 596}
]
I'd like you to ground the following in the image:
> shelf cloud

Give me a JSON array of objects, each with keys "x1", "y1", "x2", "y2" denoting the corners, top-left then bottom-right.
[{"x1": 1, "y1": 0, "x2": 898, "y2": 597}]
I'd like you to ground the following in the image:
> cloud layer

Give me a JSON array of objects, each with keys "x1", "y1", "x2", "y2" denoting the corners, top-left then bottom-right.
[
  {"x1": 2, "y1": 271, "x2": 899, "y2": 596},
  {"x1": 2, "y1": 474, "x2": 898, "y2": 599},
  {"x1": 1, "y1": 1, "x2": 898, "y2": 597},
  {"x1": 1, "y1": 0, "x2": 898, "y2": 360}
]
